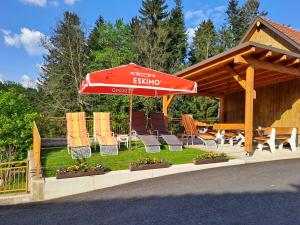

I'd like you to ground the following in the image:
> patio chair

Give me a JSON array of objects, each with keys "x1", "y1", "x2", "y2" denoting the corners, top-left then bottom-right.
[
  {"x1": 181, "y1": 114, "x2": 217, "y2": 148},
  {"x1": 93, "y1": 112, "x2": 118, "y2": 155},
  {"x1": 132, "y1": 111, "x2": 161, "y2": 153},
  {"x1": 66, "y1": 112, "x2": 91, "y2": 159},
  {"x1": 275, "y1": 127, "x2": 297, "y2": 152},
  {"x1": 254, "y1": 127, "x2": 276, "y2": 153},
  {"x1": 150, "y1": 112, "x2": 183, "y2": 151}
]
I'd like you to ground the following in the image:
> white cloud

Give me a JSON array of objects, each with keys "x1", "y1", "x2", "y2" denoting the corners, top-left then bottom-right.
[
  {"x1": 20, "y1": 0, "x2": 47, "y2": 7},
  {"x1": 49, "y1": 0, "x2": 59, "y2": 7},
  {"x1": 2, "y1": 28, "x2": 47, "y2": 56},
  {"x1": 186, "y1": 28, "x2": 196, "y2": 44},
  {"x1": 0, "y1": 74, "x2": 5, "y2": 83},
  {"x1": 36, "y1": 63, "x2": 44, "y2": 74},
  {"x1": 64, "y1": 0, "x2": 77, "y2": 5},
  {"x1": 21, "y1": 74, "x2": 38, "y2": 89},
  {"x1": 185, "y1": 5, "x2": 226, "y2": 26}
]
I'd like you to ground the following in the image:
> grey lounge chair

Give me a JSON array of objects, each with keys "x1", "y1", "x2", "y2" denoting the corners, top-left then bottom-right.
[
  {"x1": 132, "y1": 111, "x2": 161, "y2": 153},
  {"x1": 151, "y1": 112, "x2": 183, "y2": 151}
]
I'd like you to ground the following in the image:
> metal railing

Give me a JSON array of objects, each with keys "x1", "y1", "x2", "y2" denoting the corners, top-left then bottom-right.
[{"x1": 0, "y1": 161, "x2": 29, "y2": 194}]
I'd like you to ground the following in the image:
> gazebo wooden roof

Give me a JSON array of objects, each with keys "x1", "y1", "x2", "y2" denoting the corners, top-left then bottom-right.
[
  {"x1": 175, "y1": 41, "x2": 300, "y2": 97},
  {"x1": 163, "y1": 16, "x2": 300, "y2": 154}
]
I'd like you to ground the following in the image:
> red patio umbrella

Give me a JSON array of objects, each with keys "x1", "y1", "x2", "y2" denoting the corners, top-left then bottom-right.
[{"x1": 80, "y1": 63, "x2": 197, "y2": 148}]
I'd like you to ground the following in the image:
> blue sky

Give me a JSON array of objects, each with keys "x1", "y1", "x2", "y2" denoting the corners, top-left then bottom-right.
[{"x1": 0, "y1": 0, "x2": 300, "y2": 88}]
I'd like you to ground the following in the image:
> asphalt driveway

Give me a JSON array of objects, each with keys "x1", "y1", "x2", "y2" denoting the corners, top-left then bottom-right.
[{"x1": 1, "y1": 159, "x2": 300, "y2": 225}]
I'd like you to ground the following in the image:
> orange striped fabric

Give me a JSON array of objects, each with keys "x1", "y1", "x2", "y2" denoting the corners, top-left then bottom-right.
[
  {"x1": 182, "y1": 114, "x2": 198, "y2": 135},
  {"x1": 66, "y1": 112, "x2": 90, "y2": 147},
  {"x1": 182, "y1": 114, "x2": 215, "y2": 140},
  {"x1": 93, "y1": 112, "x2": 117, "y2": 146}
]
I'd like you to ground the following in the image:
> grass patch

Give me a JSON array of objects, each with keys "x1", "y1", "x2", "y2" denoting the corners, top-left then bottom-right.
[{"x1": 41, "y1": 142, "x2": 209, "y2": 177}]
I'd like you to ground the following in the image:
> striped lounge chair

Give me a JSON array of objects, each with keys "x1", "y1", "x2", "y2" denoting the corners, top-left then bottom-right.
[
  {"x1": 181, "y1": 114, "x2": 217, "y2": 148},
  {"x1": 93, "y1": 112, "x2": 118, "y2": 155},
  {"x1": 66, "y1": 112, "x2": 91, "y2": 159}
]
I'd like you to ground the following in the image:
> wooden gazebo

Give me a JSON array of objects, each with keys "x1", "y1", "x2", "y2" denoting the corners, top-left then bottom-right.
[{"x1": 163, "y1": 16, "x2": 300, "y2": 153}]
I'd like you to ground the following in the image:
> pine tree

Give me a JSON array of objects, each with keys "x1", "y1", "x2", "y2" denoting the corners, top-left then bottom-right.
[
  {"x1": 132, "y1": 0, "x2": 170, "y2": 71},
  {"x1": 189, "y1": 20, "x2": 218, "y2": 64},
  {"x1": 139, "y1": 0, "x2": 168, "y2": 29},
  {"x1": 221, "y1": 0, "x2": 267, "y2": 49},
  {"x1": 40, "y1": 12, "x2": 87, "y2": 116},
  {"x1": 165, "y1": 0, "x2": 188, "y2": 73}
]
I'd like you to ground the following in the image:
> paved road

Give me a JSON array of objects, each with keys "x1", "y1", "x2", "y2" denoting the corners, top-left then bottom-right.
[{"x1": 1, "y1": 159, "x2": 300, "y2": 225}]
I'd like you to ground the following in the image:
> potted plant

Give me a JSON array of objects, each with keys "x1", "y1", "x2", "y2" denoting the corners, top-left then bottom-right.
[
  {"x1": 56, "y1": 162, "x2": 105, "y2": 179},
  {"x1": 193, "y1": 152, "x2": 228, "y2": 165},
  {"x1": 129, "y1": 157, "x2": 170, "y2": 171}
]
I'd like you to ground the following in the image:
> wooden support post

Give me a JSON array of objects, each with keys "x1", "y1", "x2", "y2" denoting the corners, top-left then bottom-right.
[
  {"x1": 245, "y1": 66, "x2": 255, "y2": 153},
  {"x1": 162, "y1": 96, "x2": 168, "y2": 117},
  {"x1": 219, "y1": 96, "x2": 225, "y2": 123}
]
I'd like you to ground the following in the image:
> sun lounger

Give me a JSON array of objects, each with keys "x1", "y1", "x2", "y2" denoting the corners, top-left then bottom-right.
[
  {"x1": 150, "y1": 112, "x2": 182, "y2": 151},
  {"x1": 132, "y1": 111, "x2": 161, "y2": 153},
  {"x1": 93, "y1": 112, "x2": 118, "y2": 155},
  {"x1": 181, "y1": 114, "x2": 217, "y2": 148},
  {"x1": 66, "y1": 112, "x2": 91, "y2": 159}
]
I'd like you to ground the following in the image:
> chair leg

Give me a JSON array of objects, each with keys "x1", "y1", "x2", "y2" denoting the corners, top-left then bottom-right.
[
  {"x1": 279, "y1": 142, "x2": 284, "y2": 150},
  {"x1": 290, "y1": 141, "x2": 297, "y2": 151},
  {"x1": 221, "y1": 138, "x2": 225, "y2": 146},
  {"x1": 229, "y1": 138, "x2": 234, "y2": 146},
  {"x1": 269, "y1": 142, "x2": 276, "y2": 153},
  {"x1": 257, "y1": 143, "x2": 263, "y2": 151}
]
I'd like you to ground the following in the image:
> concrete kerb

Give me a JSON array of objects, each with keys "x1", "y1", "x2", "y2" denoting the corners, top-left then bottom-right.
[{"x1": 43, "y1": 159, "x2": 245, "y2": 200}]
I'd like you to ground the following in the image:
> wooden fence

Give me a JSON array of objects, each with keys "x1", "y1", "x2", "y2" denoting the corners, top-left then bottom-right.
[
  {"x1": 0, "y1": 161, "x2": 29, "y2": 193},
  {"x1": 33, "y1": 121, "x2": 41, "y2": 179}
]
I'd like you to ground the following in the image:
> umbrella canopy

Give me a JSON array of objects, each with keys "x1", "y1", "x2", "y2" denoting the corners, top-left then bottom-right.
[{"x1": 80, "y1": 63, "x2": 197, "y2": 96}]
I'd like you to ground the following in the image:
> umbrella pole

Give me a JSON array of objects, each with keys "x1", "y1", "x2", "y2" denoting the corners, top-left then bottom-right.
[{"x1": 129, "y1": 93, "x2": 132, "y2": 150}]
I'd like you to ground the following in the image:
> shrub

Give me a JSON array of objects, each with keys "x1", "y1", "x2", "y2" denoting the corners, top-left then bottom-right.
[
  {"x1": 57, "y1": 162, "x2": 104, "y2": 175},
  {"x1": 130, "y1": 157, "x2": 169, "y2": 167},
  {"x1": 193, "y1": 152, "x2": 227, "y2": 160},
  {"x1": 0, "y1": 88, "x2": 40, "y2": 161}
]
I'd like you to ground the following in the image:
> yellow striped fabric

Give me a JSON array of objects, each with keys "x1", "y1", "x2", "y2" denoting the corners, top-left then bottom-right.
[
  {"x1": 93, "y1": 112, "x2": 117, "y2": 146},
  {"x1": 66, "y1": 112, "x2": 90, "y2": 148}
]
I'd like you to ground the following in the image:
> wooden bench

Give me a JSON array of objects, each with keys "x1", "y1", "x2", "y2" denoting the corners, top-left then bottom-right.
[
  {"x1": 254, "y1": 127, "x2": 297, "y2": 153},
  {"x1": 212, "y1": 123, "x2": 245, "y2": 147}
]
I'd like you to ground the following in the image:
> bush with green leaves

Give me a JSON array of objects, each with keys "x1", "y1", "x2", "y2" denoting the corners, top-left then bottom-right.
[{"x1": 0, "y1": 88, "x2": 39, "y2": 161}]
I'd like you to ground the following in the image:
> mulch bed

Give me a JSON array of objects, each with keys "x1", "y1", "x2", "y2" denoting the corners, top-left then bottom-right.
[
  {"x1": 129, "y1": 163, "x2": 170, "y2": 171},
  {"x1": 193, "y1": 158, "x2": 228, "y2": 165},
  {"x1": 56, "y1": 169, "x2": 105, "y2": 179}
]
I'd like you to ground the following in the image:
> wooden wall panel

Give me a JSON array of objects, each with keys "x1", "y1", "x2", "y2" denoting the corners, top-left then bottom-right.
[
  {"x1": 248, "y1": 26, "x2": 299, "y2": 52},
  {"x1": 224, "y1": 79, "x2": 300, "y2": 131}
]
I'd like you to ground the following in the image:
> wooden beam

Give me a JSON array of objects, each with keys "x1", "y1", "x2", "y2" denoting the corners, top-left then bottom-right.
[
  {"x1": 181, "y1": 48, "x2": 256, "y2": 79},
  {"x1": 272, "y1": 54, "x2": 287, "y2": 64},
  {"x1": 162, "y1": 95, "x2": 175, "y2": 118},
  {"x1": 234, "y1": 56, "x2": 300, "y2": 77},
  {"x1": 225, "y1": 65, "x2": 247, "y2": 89},
  {"x1": 188, "y1": 92, "x2": 222, "y2": 97},
  {"x1": 258, "y1": 50, "x2": 273, "y2": 60},
  {"x1": 245, "y1": 66, "x2": 255, "y2": 153},
  {"x1": 219, "y1": 96, "x2": 225, "y2": 123},
  {"x1": 286, "y1": 58, "x2": 300, "y2": 67}
]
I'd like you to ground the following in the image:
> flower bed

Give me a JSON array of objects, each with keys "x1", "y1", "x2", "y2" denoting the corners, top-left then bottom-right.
[
  {"x1": 129, "y1": 157, "x2": 170, "y2": 171},
  {"x1": 193, "y1": 152, "x2": 228, "y2": 165},
  {"x1": 56, "y1": 162, "x2": 105, "y2": 179}
]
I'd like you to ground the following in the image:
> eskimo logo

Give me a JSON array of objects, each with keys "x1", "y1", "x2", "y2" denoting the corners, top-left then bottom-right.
[{"x1": 131, "y1": 72, "x2": 160, "y2": 86}]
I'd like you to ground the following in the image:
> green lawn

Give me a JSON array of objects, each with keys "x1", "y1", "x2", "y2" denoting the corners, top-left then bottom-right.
[{"x1": 41, "y1": 142, "x2": 209, "y2": 177}]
